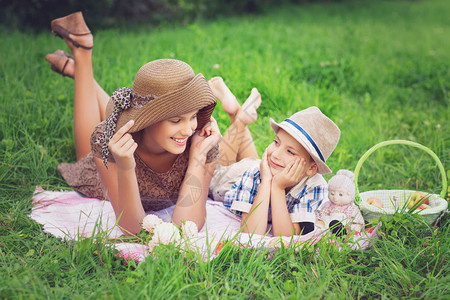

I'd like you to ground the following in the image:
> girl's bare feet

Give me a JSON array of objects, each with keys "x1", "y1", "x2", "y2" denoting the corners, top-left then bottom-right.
[
  {"x1": 209, "y1": 76, "x2": 261, "y2": 125},
  {"x1": 236, "y1": 88, "x2": 261, "y2": 125},
  {"x1": 45, "y1": 50, "x2": 75, "y2": 78},
  {"x1": 208, "y1": 77, "x2": 241, "y2": 117}
]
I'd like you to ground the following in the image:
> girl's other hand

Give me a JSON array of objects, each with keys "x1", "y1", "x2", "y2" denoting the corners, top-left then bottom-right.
[
  {"x1": 190, "y1": 117, "x2": 222, "y2": 161},
  {"x1": 108, "y1": 120, "x2": 138, "y2": 170}
]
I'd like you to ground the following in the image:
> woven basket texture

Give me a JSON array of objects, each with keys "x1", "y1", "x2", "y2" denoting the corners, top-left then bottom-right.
[{"x1": 359, "y1": 189, "x2": 448, "y2": 225}]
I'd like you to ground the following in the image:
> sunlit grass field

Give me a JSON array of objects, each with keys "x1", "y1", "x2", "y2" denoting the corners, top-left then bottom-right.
[{"x1": 1, "y1": 0, "x2": 449, "y2": 298}]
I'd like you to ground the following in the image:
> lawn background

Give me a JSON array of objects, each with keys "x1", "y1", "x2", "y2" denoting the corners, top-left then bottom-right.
[{"x1": 1, "y1": 0, "x2": 449, "y2": 298}]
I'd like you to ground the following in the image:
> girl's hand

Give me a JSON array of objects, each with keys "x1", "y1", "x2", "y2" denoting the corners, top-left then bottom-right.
[
  {"x1": 260, "y1": 149, "x2": 273, "y2": 182},
  {"x1": 272, "y1": 158, "x2": 306, "y2": 190},
  {"x1": 108, "y1": 120, "x2": 138, "y2": 170},
  {"x1": 190, "y1": 117, "x2": 222, "y2": 162}
]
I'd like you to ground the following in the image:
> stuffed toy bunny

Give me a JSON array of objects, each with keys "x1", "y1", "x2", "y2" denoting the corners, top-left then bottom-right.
[{"x1": 316, "y1": 169, "x2": 364, "y2": 236}]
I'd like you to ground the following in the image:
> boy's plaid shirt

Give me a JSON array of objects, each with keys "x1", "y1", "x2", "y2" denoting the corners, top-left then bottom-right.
[{"x1": 223, "y1": 166, "x2": 327, "y2": 223}]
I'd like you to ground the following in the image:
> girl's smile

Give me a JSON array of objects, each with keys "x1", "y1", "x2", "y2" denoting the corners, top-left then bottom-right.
[
  {"x1": 139, "y1": 110, "x2": 198, "y2": 155},
  {"x1": 171, "y1": 137, "x2": 189, "y2": 146}
]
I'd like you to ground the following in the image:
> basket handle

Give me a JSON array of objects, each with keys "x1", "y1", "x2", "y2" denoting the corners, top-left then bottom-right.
[{"x1": 354, "y1": 140, "x2": 447, "y2": 202}]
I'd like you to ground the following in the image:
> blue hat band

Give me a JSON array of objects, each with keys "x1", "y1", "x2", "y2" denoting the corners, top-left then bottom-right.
[{"x1": 284, "y1": 118, "x2": 325, "y2": 162}]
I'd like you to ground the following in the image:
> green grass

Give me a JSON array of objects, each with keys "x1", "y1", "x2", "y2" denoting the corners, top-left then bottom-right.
[{"x1": 1, "y1": 0, "x2": 449, "y2": 298}]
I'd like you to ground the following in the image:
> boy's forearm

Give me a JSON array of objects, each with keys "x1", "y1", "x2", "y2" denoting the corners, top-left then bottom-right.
[
  {"x1": 241, "y1": 179, "x2": 271, "y2": 235},
  {"x1": 270, "y1": 185, "x2": 299, "y2": 236}
]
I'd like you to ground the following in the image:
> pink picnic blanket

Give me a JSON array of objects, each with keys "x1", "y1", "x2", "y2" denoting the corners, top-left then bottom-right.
[{"x1": 30, "y1": 187, "x2": 379, "y2": 263}]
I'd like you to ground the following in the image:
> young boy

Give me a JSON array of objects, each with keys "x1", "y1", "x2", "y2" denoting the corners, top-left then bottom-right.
[{"x1": 212, "y1": 106, "x2": 340, "y2": 237}]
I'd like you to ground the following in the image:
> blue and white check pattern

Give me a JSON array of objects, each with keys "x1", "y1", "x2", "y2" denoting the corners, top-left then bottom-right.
[{"x1": 223, "y1": 166, "x2": 327, "y2": 222}]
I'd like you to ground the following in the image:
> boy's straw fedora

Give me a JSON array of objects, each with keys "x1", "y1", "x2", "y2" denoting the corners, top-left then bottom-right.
[{"x1": 270, "y1": 106, "x2": 340, "y2": 174}]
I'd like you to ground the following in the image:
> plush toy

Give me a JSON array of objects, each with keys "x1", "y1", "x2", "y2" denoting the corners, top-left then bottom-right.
[{"x1": 316, "y1": 169, "x2": 364, "y2": 236}]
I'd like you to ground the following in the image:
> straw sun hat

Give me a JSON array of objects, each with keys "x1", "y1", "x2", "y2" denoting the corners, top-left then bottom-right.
[
  {"x1": 96, "y1": 59, "x2": 216, "y2": 167},
  {"x1": 270, "y1": 106, "x2": 341, "y2": 174}
]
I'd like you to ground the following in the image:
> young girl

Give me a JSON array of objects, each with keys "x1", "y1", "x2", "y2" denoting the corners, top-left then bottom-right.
[{"x1": 46, "y1": 12, "x2": 262, "y2": 235}]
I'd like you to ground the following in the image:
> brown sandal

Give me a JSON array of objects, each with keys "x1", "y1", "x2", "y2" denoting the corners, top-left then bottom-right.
[
  {"x1": 51, "y1": 12, "x2": 93, "y2": 50},
  {"x1": 45, "y1": 50, "x2": 74, "y2": 78}
]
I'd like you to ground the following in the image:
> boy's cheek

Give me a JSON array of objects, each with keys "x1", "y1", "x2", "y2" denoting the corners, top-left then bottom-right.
[
  {"x1": 265, "y1": 144, "x2": 274, "y2": 154},
  {"x1": 265, "y1": 146, "x2": 275, "y2": 163}
]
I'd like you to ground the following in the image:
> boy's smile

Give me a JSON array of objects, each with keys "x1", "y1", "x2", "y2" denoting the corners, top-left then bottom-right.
[{"x1": 269, "y1": 158, "x2": 284, "y2": 169}]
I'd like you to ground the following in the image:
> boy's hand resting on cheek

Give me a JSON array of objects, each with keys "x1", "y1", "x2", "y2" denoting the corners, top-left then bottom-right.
[
  {"x1": 272, "y1": 158, "x2": 307, "y2": 190},
  {"x1": 108, "y1": 120, "x2": 138, "y2": 170},
  {"x1": 260, "y1": 149, "x2": 273, "y2": 182}
]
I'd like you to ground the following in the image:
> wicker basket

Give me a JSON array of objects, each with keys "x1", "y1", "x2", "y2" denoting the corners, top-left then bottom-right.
[{"x1": 354, "y1": 140, "x2": 448, "y2": 225}]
